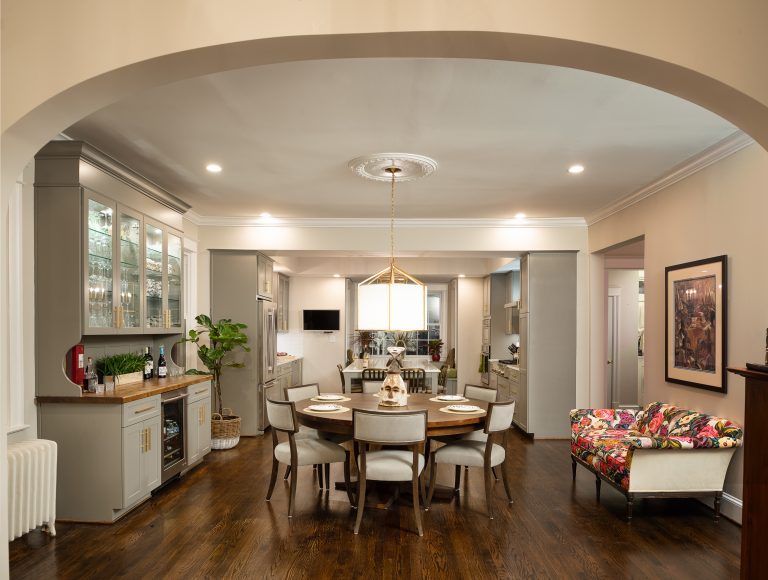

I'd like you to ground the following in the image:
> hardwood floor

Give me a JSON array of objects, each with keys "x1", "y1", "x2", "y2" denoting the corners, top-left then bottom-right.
[{"x1": 10, "y1": 429, "x2": 740, "y2": 579}]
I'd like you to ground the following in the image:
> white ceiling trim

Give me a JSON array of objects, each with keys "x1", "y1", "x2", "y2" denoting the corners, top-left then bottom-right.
[
  {"x1": 587, "y1": 130, "x2": 754, "y2": 226},
  {"x1": 185, "y1": 215, "x2": 586, "y2": 229}
]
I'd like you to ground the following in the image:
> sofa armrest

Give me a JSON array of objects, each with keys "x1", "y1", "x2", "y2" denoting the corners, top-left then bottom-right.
[{"x1": 570, "y1": 408, "x2": 641, "y2": 431}]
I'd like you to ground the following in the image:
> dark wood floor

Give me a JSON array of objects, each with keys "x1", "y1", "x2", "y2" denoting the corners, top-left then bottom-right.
[{"x1": 10, "y1": 429, "x2": 740, "y2": 579}]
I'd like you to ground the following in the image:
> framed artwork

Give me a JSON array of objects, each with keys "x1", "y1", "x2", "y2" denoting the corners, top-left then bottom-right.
[{"x1": 665, "y1": 255, "x2": 727, "y2": 393}]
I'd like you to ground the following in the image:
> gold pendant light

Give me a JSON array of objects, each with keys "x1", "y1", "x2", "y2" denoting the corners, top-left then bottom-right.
[{"x1": 357, "y1": 164, "x2": 427, "y2": 331}]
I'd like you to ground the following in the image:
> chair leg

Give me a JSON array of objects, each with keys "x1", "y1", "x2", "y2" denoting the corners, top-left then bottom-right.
[
  {"x1": 343, "y1": 452, "x2": 355, "y2": 508},
  {"x1": 288, "y1": 459, "x2": 298, "y2": 518},
  {"x1": 492, "y1": 466, "x2": 500, "y2": 481},
  {"x1": 500, "y1": 461, "x2": 513, "y2": 504},
  {"x1": 283, "y1": 465, "x2": 291, "y2": 480},
  {"x1": 454, "y1": 465, "x2": 462, "y2": 494},
  {"x1": 595, "y1": 475, "x2": 601, "y2": 501},
  {"x1": 318, "y1": 464, "x2": 324, "y2": 489},
  {"x1": 484, "y1": 463, "x2": 494, "y2": 519},
  {"x1": 426, "y1": 453, "x2": 438, "y2": 508},
  {"x1": 324, "y1": 464, "x2": 331, "y2": 490},
  {"x1": 571, "y1": 456, "x2": 577, "y2": 480},
  {"x1": 412, "y1": 472, "x2": 424, "y2": 537},
  {"x1": 354, "y1": 471, "x2": 367, "y2": 534},
  {"x1": 420, "y1": 466, "x2": 428, "y2": 509},
  {"x1": 266, "y1": 457, "x2": 279, "y2": 501}
]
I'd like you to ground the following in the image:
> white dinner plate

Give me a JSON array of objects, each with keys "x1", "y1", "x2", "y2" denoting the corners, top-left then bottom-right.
[
  {"x1": 307, "y1": 404, "x2": 341, "y2": 412},
  {"x1": 446, "y1": 404, "x2": 482, "y2": 413},
  {"x1": 437, "y1": 395, "x2": 466, "y2": 401},
  {"x1": 316, "y1": 394, "x2": 344, "y2": 401}
]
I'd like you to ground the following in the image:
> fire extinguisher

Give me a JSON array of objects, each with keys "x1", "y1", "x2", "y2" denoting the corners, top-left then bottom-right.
[{"x1": 69, "y1": 344, "x2": 85, "y2": 387}]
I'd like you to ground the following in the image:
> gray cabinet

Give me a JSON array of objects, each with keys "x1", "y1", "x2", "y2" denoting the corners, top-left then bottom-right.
[
  {"x1": 276, "y1": 358, "x2": 303, "y2": 398},
  {"x1": 186, "y1": 382, "x2": 212, "y2": 466},
  {"x1": 482, "y1": 276, "x2": 491, "y2": 318},
  {"x1": 122, "y1": 411, "x2": 161, "y2": 509},
  {"x1": 277, "y1": 273, "x2": 290, "y2": 332},
  {"x1": 257, "y1": 254, "x2": 274, "y2": 300},
  {"x1": 144, "y1": 219, "x2": 184, "y2": 332}
]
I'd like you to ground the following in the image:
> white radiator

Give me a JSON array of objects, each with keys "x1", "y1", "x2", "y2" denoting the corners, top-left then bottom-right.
[{"x1": 8, "y1": 439, "x2": 57, "y2": 541}]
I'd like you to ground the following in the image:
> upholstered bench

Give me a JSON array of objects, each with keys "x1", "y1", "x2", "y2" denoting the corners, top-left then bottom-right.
[{"x1": 570, "y1": 402, "x2": 742, "y2": 520}]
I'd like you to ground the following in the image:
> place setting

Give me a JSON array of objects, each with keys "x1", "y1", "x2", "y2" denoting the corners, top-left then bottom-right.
[
  {"x1": 303, "y1": 403, "x2": 351, "y2": 414},
  {"x1": 429, "y1": 394, "x2": 469, "y2": 403},
  {"x1": 309, "y1": 393, "x2": 351, "y2": 403},
  {"x1": 438, "y1": 403, "x2": 486, "y2": 415}
]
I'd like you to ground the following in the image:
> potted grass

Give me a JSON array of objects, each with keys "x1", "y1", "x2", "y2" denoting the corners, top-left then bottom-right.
[
  {"x1": 97, "y1": 352, "x2": 146, "y2": 388},
  {"x1": 183, "y1": 314, "x2": 250, "y2": 450}
]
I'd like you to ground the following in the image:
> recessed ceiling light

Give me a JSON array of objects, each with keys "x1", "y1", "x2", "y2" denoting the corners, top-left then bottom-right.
[
  {"x1": 458, "y1": 274, "x2": 466, "y2": 278},
  {"x1": 206, "y1": 163, "x2": 222, "y2": 173},
  {"x1": 568, "y1": 164, "x2": 585, "y2": 175},
  {"x1": 333, "y1": 274, "x2": 341, "y2": 278},
  {"x1": 260, "y1": 212, "x2": 271, "y2": 218},
  {"x1": 514, "y1": 212, "x2": 526, "y2": 219}
]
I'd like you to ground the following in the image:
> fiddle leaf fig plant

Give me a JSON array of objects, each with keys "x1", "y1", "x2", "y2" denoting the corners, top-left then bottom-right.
[{"x1": 183, "y1": 314, "x2": 250, "y2": 416}]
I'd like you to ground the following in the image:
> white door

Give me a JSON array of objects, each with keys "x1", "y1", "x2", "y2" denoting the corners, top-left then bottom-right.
[{"x1": 607, "y1": 290, "x2": 620, "y2": 407}]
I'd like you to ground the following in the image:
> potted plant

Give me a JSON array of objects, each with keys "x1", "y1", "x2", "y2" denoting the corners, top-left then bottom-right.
[
  {"x1": 350, "y1": 330, "x2": 376, "y2": 358},
  {"x1": 97, "y1": 352, "x2": 146, "y2": 387},
  {"x1": 428, "y1": 339, "x2": 444, "y2": 362},
  {"x1": 183, "y1": 314, "x2": 250, "y2": 450},
  {"x1": 392, "y1": 331, "x2": 415, "y2": 351}
]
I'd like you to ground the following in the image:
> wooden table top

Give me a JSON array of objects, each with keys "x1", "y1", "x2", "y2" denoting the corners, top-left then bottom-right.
[
  {"x1": 296, "y1": 393, "x2": 488, "y2": 436},
  {"x1": 36, "y1": 374, "x2": 213, "y2": 404}
]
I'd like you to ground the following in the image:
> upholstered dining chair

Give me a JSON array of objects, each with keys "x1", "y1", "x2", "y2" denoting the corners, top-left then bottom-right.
[
  {"x1": 352, "y1": 409, "x2": 428, "y2": 536},
  {"x1": 265, "y1": 399, "x2": 353, "y2": 518},
  {"x1": 426, "y1": 400, "x2": 516, "y2": 519},
  {"x1": 284, "y1": 383, "x2": 323, "y2": 486},
  {"x1": 361, "y1": 367, "x2": 387, "y2": 394},
  {"x1": 402, "y1": 367, "x2": 427, "y2": 393}
]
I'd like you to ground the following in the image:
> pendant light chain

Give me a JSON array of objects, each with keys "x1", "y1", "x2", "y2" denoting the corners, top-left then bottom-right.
[{"x1": 390, "y1": 167, "x2": 396, "y2": 275}]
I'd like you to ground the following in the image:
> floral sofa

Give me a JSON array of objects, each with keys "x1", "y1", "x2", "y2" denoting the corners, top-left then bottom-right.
[{"x1": 570, "y1": 402, "x2": 742, "y2": 520}]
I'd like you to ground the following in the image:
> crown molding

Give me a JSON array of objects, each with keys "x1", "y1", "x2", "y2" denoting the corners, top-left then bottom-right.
[
  {"x1": 189, "y1": 216, "x2": 587, "y2": 229},
  {"x1": 588, "y1": 130, "x2": 755, "y2": 226}
]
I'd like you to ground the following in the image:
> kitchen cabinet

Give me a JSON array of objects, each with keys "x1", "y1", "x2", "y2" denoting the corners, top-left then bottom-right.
[
  {"x1": 35, "y1": 141, "x2": 189, "y2": 398},
  {"x1": 186, "y1": 382, "x2": 212, "y2": 466},
  {"x1": 277, "y1": 273, "x2": 290, "y2": 332},
  {"x1": 257, "y1": 254, "x2": 274, "y2": 300},
  {"x1": 482, "y1": 276, "x2": 491, "y2": 318},
  {"x1": 122, "y1": 412, "x2": 161, "y2": 509},
  {"x1": 276, "y1": 358, "x2": 303, "y2": 399}
]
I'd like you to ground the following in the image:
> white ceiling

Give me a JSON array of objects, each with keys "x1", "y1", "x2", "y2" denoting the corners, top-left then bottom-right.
[{"x1": 66, "y1": 58, "x2": 737, "y2": 221}]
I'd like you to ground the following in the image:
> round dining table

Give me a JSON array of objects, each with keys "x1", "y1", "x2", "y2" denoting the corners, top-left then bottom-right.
[{"x1": 295, "y1": 392, "x2": 488, "y2": 437}]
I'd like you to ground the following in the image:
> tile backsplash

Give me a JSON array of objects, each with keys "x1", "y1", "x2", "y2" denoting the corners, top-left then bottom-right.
[
  {"x1": 276, "y1": 331, "x2": 303, "y2": 357},
  {"x1": 83, "y1": 334, "x2": 186, "y2": 374}
]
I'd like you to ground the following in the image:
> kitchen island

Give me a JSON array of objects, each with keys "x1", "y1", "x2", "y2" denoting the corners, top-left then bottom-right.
[{"x1": 342, "y1": 357, "x2": 441, "y2": 392}]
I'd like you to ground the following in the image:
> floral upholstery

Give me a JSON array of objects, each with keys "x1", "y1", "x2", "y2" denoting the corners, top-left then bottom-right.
[{"x1": 570, "y1": 402, "x2": 743, "y2": 491}]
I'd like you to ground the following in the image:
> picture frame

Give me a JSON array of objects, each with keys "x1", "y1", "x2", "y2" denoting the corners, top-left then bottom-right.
[{"x1": 665, "y1": 255, "x2": 727, "y2": 393}]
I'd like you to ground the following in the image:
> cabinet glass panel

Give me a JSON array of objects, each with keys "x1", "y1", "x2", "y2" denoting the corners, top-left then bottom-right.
[
  {"x1": 167, "y1": 232, "x2": 182, "y2": 328},
  {"x1": 145, "y1": 225, "x2": 164, "y2": 328},
  {"x1": 87, "y1": 199, "x2": 114, "y2": 329},
  {"x1": 118, "y1": 213, "x2": 141, "y2": 329}
]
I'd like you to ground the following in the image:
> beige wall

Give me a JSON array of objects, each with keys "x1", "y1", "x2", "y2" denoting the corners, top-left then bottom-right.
[
  {"x1": 590, "y1": 143, "x2": 768, "y2": 521},
  {"x1": 456, "y1": 278, "x2": 483, "y2": 391}
]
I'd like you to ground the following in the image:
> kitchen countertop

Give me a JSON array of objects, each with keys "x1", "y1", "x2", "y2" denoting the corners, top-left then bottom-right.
[
  {"x1": 276, "y1": 355, "x2": 302, "y2": 366},
  {"x1": 36, "y1": 374, "x2": 213, "y2": 404}
]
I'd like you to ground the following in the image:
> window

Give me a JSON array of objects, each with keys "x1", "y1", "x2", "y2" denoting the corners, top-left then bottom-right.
[{"x1": 365, "y1": 290, "x2": 443, "y2": 356}]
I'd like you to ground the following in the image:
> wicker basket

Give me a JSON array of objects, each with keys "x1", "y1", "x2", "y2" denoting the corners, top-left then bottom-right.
[{"x1": 211, "y1": 408, "x2": 241, "y2": 450}]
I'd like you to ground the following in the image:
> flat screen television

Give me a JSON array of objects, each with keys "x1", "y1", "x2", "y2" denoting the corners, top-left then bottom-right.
[{"x1": 303, "y1": 309, "x2": 340, "y2": 331}]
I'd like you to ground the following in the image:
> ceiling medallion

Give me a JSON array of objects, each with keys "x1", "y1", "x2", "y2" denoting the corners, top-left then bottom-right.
[{"x1": 347, "y1": 153, "x2": 438, "y2": 182}]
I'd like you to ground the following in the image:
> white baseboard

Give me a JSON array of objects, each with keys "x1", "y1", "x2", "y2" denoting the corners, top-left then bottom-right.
[{"x1": 699, "y1": 492, "x2": 742, "y2": 525}]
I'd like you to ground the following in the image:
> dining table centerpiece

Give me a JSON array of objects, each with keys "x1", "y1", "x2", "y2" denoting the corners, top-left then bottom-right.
[{"x1": 378, "y1": 346, "x2": 409, "y2": 406}]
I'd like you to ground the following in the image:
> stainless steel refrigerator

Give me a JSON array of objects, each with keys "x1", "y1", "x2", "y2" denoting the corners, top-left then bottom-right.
[{"x1": 210, "y1": 251, "x2": 278, "y2": 435}]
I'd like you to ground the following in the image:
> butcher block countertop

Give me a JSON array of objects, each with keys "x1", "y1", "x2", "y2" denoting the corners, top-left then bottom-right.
[{"x1": 36, "y1": 374, "x2": 213, "y2": 404}]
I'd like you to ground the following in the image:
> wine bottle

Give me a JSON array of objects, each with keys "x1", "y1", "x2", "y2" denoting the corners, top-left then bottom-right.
[
  {"x1": 157, "y1": 345, "x2": 167, "y2": 378},
  {"x1": 84, "y1": 357, "x2": 97, "y2": 392},
  {"x1": 143, "y1": 346, "x2": 154, "y2": 380}
]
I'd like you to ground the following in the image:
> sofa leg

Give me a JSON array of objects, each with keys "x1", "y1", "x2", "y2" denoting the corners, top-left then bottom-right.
[
  {"x1": 595, "y1": 476, "x2": 601, "y2": 501},
  {"x1": 626, "y1": 494, "x2": 634, "y2": 522},
  {"x1": 714, "y1": 492, "x2": 722, "y2": 521},
  {"x1": 571, "y1": 457, "x2": 576, "y2": 480}
]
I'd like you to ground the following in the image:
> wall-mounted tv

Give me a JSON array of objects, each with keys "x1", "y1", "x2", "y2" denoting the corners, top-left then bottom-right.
[{"x1": 303, "y1": 309, "x2": 340, "y2": 331}]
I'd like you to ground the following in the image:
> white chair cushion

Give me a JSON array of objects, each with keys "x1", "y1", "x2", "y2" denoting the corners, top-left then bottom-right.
[
  {"x1": 359, "y1": 449, "x2": 425, "y2": 481},
  {"x1": 275, "y1": 438, "x2": 346, "y2": 466},
  {"x1": 461, "y1": 430, "x2": 488, "y2": 443},
  {"x1": 433, "y1": 440, "x2": 505, "y2": 468}
]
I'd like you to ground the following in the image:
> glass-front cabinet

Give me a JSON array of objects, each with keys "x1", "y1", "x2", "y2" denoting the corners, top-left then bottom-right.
[
  {"x1": 82, "y1": 190, "x2": 182, "y2": 335},
  {"x1": 85, "y1": 195, "x2": 115, "y2": 333},
  {"x1": 144, "y1": 220, "x2": 183, "y2": 333},
  {"x1": 117, "y1": 208, "x2": 143, "y2": 331},
  {"x1": 167, "y1": 232, "x2": 183, "y2": 329},
  {"x1": 145, "y1": 222, "x2": 164, "y2": 330}
]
